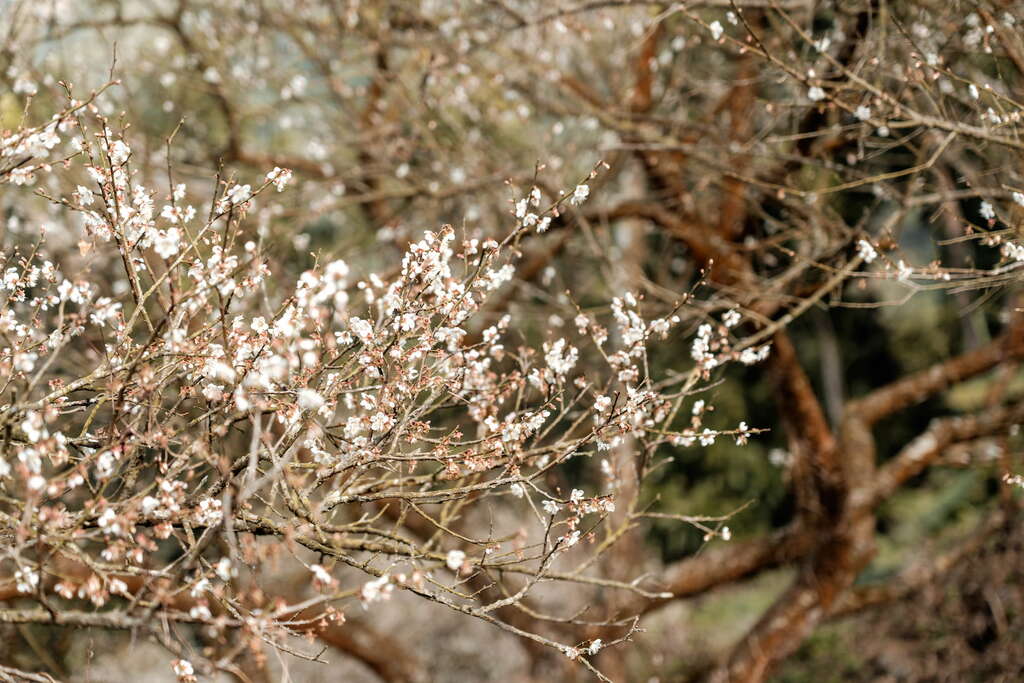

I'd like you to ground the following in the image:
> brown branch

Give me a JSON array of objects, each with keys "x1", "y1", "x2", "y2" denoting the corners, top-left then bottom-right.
[
  {"x1": 865, "y1": 401, "x2": 1024, "y2": 508},
  {"x1": 628, "y1": 22, "x2": 663, "y2": 114},
  {"x1": 595, "y1": 201, "x2": 750, "y2": 281},
  {"x1": 977, "y1": 8, "x2": 1024, "y2": 83},
  {"x1": 720, "y1": 323, "x2": 1024, "y2": 680},
  {"x1": 848, "y1": 330, "x2": 1024, "y2": 427},
  {"x1": 711, "y1": 338, "x2": 864, "y2": 682},
  {"x1": 638, "y1": 522, "x2": 813, "y2": 616},
  {"x1": 829, "y1": 508, "x2": 1012, "y2": 618},
  {"x1": 0, "y1": 664, "x2": 61, "y2": 683},
  {"x1": 715, "y1": 26, "x2": 760, "y2": 242},
  {"x1": 0, "y1": 558, "x2": 421, "y2": 683},
  {"x1": 768, "y1": 331, "x2": 843, "y2": 520},
  {"x1": 709, "y1": 526, "x2": 861, "y2": 683},
  {"x1": 0, "y1": 607, "x2": 179, "y2": 629}
]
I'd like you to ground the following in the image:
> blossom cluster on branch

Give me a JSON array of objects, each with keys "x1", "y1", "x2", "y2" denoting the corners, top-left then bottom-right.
[{"x1": 0, "y1": 94, "x2": 758, "y2": 682}]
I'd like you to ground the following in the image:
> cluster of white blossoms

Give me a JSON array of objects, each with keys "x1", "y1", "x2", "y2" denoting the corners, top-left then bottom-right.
[
  {"x1": 0, "y1": 106, "x2": 74, "y2": 185},
  {"x1": 690, "y1": 314, "x2": 770, "y2": 374},
  {"x1": 359, "y1": 574, "x2": 394, "y2": 608},
  {"x1": 171, "y1": 659, "x2": 196, "y2": 683},
  {"x1": 0, "y1": 103, "x2": 775, "y2": 675},
  {"x1": 955, "y1": 192, "x2": 1024, "y2": 266},
  {"x1": 1002, "y1": 241, "x2": 1024, "y2": 263},
  {"x1": 515, "y1": 185, "x2": 553, "y2": 233},
  {"x1": 15, "y1": 565, "x2": 40, "y2": 594},
  {"x1": 857, "y1": 239, "x2": 878, "y2": 264}
]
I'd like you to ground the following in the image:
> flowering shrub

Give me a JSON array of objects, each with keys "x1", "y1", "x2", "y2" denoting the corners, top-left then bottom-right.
[{"x1": 0, "y1": 96, "x2": 763, "y2": 681}]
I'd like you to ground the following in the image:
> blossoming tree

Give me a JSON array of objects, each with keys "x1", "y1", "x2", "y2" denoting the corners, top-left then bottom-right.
[{"x1": 2, "y1": 1, "x2": 1024, "y2": 681}]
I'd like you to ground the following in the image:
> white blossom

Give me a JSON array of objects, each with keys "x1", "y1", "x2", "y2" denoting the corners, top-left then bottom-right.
[
  {"x1": 15, "y1": 566, "x2": 39, "y2": 594},
  {"x1": 297, "y1": 388, "x2": 325, "y2": 412},
  {"x1": 857, "y1": 239, "x2": 878, "y2": 263},
  {"x1": 154, "y1": 228, "x2": 182, "y2": 259},
  {"x1": 171, "y1": 659, "x2": 196, "y2": 682},
  {"x1": 360, "y1": 575, "x2": 394, "y2": 607},
  {"x1": 109, "y1": 140, "x2": 130, "y2": 164},
  {"x1": 266, "y1": 167, "x2": 293, "y2": 191},
  {"x1": 446, "y1": 549, "x2": 466, "y2": 571},
  {"x1": 310, "y1": 564, "x2": 335, "y2": 587},
  {"x1": 570, "y1": 184, "x2": 589, "y2": 206}
]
